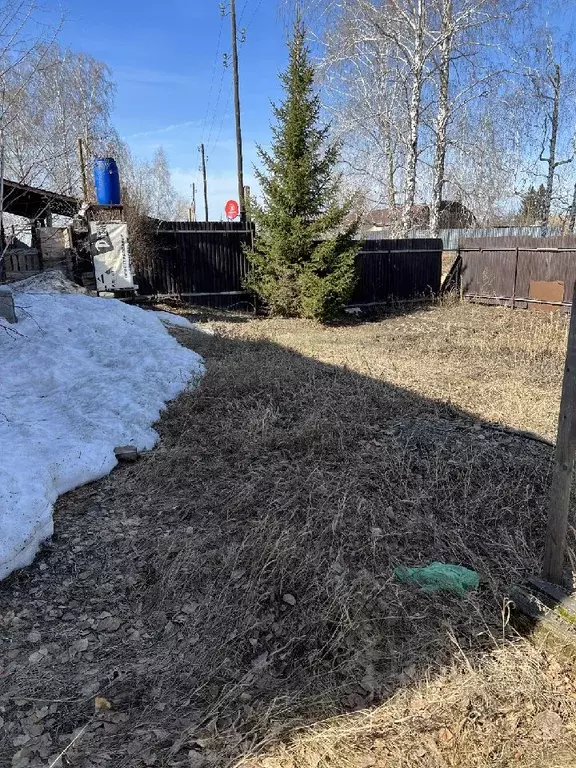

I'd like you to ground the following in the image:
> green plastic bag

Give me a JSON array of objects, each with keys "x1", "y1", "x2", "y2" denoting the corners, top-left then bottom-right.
[{"x1": 394, "y1": 562, "x2": 479, "y2": 596}]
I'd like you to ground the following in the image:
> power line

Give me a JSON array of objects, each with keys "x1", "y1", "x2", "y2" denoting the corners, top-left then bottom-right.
[
  {"x1": 210, "y1": 90, "x2": 233, "y2": 156},
  {"x1": 244, "y1": 0, "x2": 264, "y2": 33},
  {"x1": 238, "y1": 0, "x2": 249, "y2": 25},
  {"x1": 205, "y1": 61, "x2": 227, "y2": 151},
  {"x1": 200, "y1": 10, "x2": 225, "y2": 145}
]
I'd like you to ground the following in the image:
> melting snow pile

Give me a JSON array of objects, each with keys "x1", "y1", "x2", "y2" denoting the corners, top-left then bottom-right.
[
  {"x1": 10, "y1": 269, "x2": 90, "y2": 295},
  {"x1": 0, "y1": 283, "x2": 204, "y2": 580},
  {"x1": 155, "y1": 310, "x2": 215, "y2": 334}
]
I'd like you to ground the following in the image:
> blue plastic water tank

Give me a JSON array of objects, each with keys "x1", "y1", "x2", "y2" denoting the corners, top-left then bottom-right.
[{"x1": 93, "y1": 157, "x2": 121, "y2": 205}]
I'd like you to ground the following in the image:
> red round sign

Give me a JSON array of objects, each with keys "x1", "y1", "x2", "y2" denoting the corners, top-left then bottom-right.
[{"x1": 225, "y1": 199, "x2": 240, "y2": 220}]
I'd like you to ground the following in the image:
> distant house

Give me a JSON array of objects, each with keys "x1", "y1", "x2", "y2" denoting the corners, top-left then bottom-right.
[{"x1": 364, "y1": 201, "x2": 477, "y2": 232}]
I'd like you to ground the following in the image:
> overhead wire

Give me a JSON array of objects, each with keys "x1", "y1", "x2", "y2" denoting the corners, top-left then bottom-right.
[
  {"x1": 244, "y1": 0, "x2": 264, "y2": 33},
  {"x1": 208, "y1": 0, "x2": 262, "y2": 160},
  {"x1": 205, "y1": 60, "x2": 227, "y2": 154},
  {"x1": 238, "y1": 0, "x2": 249, "y2": 25},
  {"x1": 197, "y1": 4, "x2": 226, "y2": 197},
  {"x1": 200, "y1": 9, "x2": 225, "y2": 143},
  {"x1": 210, "y1": 90, "x2": 233, "y2": 157}
]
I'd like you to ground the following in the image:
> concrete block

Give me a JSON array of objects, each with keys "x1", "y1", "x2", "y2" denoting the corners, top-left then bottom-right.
[
  {"x1": 0, "y1": 286, "x2": 17, "y2": 324},
  {"x1": 114, "y1": 445, "x2": 139, "y2": 463}
]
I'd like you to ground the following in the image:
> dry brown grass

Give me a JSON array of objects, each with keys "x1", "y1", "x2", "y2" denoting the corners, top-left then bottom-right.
[
  {"x1": 214, "y1": 300, "x2": 568, "y2": 440},
  {"x1": 243, "y1": 644, "x2": 576, "y2": 768},
  {"x1": 1, "y1": 301, "x2": 575, "y2": 768}
]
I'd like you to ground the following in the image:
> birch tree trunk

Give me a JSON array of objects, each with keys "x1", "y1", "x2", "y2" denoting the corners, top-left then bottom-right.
[
  {"x1": 429, "y1": 0, "x2": 453, "y2": 237},
  {"x1": 400, "y1": 0, "x2": 425, "y2": 236},
  {"x1": 541, "y1": 64, "x2": 561, "y2": 236},
  {"x1": 384, "y1": 131, "x2": 397, "y2": 210}
]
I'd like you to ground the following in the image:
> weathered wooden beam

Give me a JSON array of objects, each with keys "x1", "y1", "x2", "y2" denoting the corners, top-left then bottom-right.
[
  {"x1": 510, "y1": 579, "x2": 576, "y2": 659},
  {"x1": 542, "y1": 285, "x2": 576, "y2": 584}
]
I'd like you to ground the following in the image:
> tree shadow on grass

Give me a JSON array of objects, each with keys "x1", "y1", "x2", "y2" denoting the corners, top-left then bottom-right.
[{"x1": 0, "y1": 324, "x2": 557, "y2": 767}]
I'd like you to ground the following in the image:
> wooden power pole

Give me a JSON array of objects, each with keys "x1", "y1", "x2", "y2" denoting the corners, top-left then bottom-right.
[
  {"x1": 542, "y1": 284, "x2": 576, "y2": 584},
  {"x1": 200, "y1": 143, "x2": 209, "y2": 222},
  {"x1": 230, "y1": 0, "x2": 246, "y2": 222}
]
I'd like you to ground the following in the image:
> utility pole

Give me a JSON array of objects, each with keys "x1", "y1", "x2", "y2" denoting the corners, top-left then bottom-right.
[
  {"x1": 200, "y1": 143, "x2": 209, "y2": 222},
  {"x1": 230, "y1": 0, "x2": 246, "y2": 222}
]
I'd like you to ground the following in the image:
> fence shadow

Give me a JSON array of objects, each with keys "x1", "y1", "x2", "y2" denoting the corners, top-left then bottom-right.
[{"x1": 0, "y1": 323, "x2": 555, "y2": 767}]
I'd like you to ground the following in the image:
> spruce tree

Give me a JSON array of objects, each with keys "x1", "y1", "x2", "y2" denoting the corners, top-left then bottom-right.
[
  {"x1": 246, "y1": 19, "x2": 359, "y2": 321},
  {"x1": 520, "y1": 184, "x2": 547, "y2": 224}
]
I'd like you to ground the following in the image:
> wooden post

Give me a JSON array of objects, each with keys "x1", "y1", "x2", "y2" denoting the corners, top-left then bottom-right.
[
  {"x1": 200, "y1": 143, "x2": 209, "y2": 222},
  {"x1": 244, "y1": 185, "x2": 251, "y2": 224},
  {"x1": 569, "y1": 183, "x2": 576, "y2": 234},
  {"x1": 511, "y1": 246, "x2": 519, "y2": 310},
  {"x1": 77, "y1": 137, "x2": 89, "y2": 202},
  {"x1": 191, "y1": 182, "x2": 197, "y2": 222},
  {"x1": 542, "y1": 283, "x2": 576, "y2": 584}
]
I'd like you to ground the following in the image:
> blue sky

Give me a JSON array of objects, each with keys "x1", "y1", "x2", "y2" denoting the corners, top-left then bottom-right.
[{"x1": 56, "y1": 0, "x2": 290, "y2": 219}]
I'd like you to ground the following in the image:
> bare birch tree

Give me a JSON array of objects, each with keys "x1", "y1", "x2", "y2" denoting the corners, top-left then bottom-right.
[
  {"x1": 426, "y1": 0, "x2": 526, "y2": 234},
  {"x1": 429, "y1": 0, "x2": 452, "y2": 235},
  {"x1": 320, "y1": 0, "x2": 437, "y2": 235},
  {"x1": 315, "y1": 0, "x2": 538, "y2": 231},
  {"x1": 530, "y1": 58, "x2": 574, "y2": 233},
  {"x1": 505, "y1": 21, "x2": 576, "y2": 233},
  {"x1": 3, "y1": 44, "x2": 117, "y2": 195},
  {"x1": 320, "y1": 5, "x2": 406, "y2": 212},
  {"x1": 0, "y1": 1, "x2": 64, "y2": 271},
  {"x1": 356, "y1": 0, "x2": 430, "y2": 234}
]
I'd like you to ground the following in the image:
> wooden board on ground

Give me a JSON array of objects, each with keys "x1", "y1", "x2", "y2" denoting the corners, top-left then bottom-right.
[
  {"x1": 511, "y1": 578, "x2": 576, "y2": 659},
  {"x1": 529, "y1": 280, "x2": 564, "y2": 312}
]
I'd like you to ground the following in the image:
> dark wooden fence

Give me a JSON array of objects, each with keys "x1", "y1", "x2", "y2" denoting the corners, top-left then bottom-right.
[
  {"x1": 136, "y1": 223, "x2": 442, "y2": 307},
  {"x1": 136, "y1": 221, "x2": 254, "y2": 309},
  {"x1": 458, "y1": 235, "x2": 576, "y2": 309},
  {"x1": 350, "y1": 238, "x2": 442, "y2": 305}
]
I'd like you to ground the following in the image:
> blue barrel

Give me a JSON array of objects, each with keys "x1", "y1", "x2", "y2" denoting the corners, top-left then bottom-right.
[{"x1": 93, "y1": 157, "x2": 121, "y2": 205}]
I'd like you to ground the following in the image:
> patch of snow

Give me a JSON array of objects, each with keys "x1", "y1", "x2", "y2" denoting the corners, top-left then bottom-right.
[
  {"x1": 155, "y1": 311, "x2": 215, "y2": 335},
  {"x1": 10, "y1": 270, "x2": 89, "y2": 295},
  {"x1": 0, "y1": 291, "x2": 204, "y2": 581}
]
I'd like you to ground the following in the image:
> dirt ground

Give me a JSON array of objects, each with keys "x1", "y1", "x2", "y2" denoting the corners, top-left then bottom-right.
[{"x1": 1, "y1": 301, "x2": 576, "y2": 768}]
